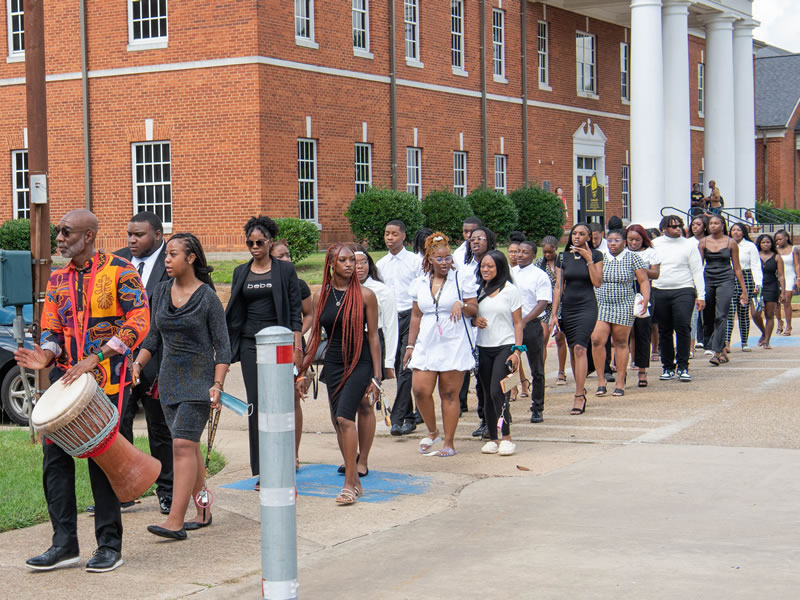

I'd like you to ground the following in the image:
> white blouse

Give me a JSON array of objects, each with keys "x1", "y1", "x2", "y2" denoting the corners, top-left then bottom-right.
[
  {"x1": 737, "y1": 239, "x2": 763, "y2": 286},
  {"x1": 476, "y1": 282, "x2": 523, "y2": 347}
]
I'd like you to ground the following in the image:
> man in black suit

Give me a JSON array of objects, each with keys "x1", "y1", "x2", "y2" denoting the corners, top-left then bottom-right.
[{"x1": 114, "y1": 211, "x2": 174, "y2": 514}]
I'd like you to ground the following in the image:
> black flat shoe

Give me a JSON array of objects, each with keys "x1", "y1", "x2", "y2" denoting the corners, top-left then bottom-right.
[
  {"x1": 25, "y1": 546, "x2": 80, "y2": 571},
  {"x1": 184, "y1": 515, "x2": 212, "y2": 531},
  {"x1": 146, "y1": 525, "x2": 187, "y2": 540}
]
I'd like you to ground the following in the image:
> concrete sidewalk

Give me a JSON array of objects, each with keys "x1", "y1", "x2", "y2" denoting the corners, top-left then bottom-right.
[{"x1": 2, "y1": 323, "x2": 799, "y2": 599}]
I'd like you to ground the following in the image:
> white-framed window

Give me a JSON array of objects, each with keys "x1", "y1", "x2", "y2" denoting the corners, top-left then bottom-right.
[
  {"x1": 128, "y1": 0, "x2": 168, "y2": 49},
  {"x1": 406, "y1": 147, "x2": 421, "y2": 200},
  {"x1": 494, "y1": 155, "x2": 507, "y2": 193},
  {"x1": 352, "y1": 0, "x2": 370, "y2": 54},
  {"x1": 298, "y1": 139, "x2": 318, "y2": 221},
  {"x1": 295, "y1": 0, "x2": 318, "y2": 48},
  {"x1": 453, "y1": 151, "x2": 467, "y2": 197},
  {"x1": 492, "y1": 9, "x2": 505, "y2": 81},
  {"x1": 404, "y1": 0, "x2": 420, "y2": 64},
  {"x1": 697, "y1": 63, "x2": 705, "y2": 117},
  {"x1": 698, "y1": 169, "x2": 704, "y2": 189},
  {"x1": 11, "y1": 150, "x2": 29, "y2": 220},
  {"x1": 576, "y1": 32, "x2": 596, "y2": 96},
  {"x1": 132, "y1": 141, "x2": 172, "y2": 227},
  {"x1": 355, "y1": 143, "x2": 372, "y2": 195},
  {"x1": 451, "y1": 0, "x2": 465, "y2": 73},
  {"x1": 7, "y1": 0, "x2": 24, "y2": 59},
  {"x1": 538, "y1": 21, "x2": 549, "y2": 89},
  {"x1": 621, "y1": 164, "x2": 630, "y2": 221},
  {"x1": 620, "y1": 42, "x2": 630, "y2": 102}
]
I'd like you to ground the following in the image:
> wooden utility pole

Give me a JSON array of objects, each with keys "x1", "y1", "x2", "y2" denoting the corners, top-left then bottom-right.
[{"x1": 24, "y1": 0, "x2": 51, "y2": 394}]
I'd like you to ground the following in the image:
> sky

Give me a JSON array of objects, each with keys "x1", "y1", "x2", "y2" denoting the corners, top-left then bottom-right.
[{"x1": 753, "y1": 0, "x2": 800, "y2": 53}]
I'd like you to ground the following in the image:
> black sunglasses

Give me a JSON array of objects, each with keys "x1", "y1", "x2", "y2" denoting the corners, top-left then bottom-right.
[
  {"x1": 246, "y1": 239, "x2": 270, "y2": 248},
  {"x1": 54, "y1": 226, "x2": 88, "y2": 237}
]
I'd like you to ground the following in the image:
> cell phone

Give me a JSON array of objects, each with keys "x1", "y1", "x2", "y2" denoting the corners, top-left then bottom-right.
[{"x1": 505, "y1": 359, "x2": 514, "y2": 373}]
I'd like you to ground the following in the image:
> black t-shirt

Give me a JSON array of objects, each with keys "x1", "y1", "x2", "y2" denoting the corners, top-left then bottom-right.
[
  {"x1": 242, "y1": 269, "x2": 278, "y2": 334},
  {"x1": 299, "y1": 278, "x2": 311, "y2": 301},
  {"x1": 691, "y1": 191, "x2": 705, "y2": 208}
]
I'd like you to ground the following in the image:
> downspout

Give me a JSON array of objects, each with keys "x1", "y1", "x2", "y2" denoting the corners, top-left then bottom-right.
[
  {"x1": 762, "y1": 131, "x2": 768, "y2": 205},
  {"x1": 794, "y1": 127, "x2": 798, "y2": 210},
  {"x1": 389, "y1": 0, "x2": 398, "y2": 191},
  {"x1": 480, "y1": 0, "x2": 488, "y2": 188},
  {"x1": 520, "y1": 0, "x2": 528, "y2": 186},
  {"x1": 80, "y1": 0, "x2": 91, "y2": 209}
]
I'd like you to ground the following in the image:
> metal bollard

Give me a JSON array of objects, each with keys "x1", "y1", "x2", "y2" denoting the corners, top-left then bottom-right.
[{"x1": 255, "y1": 326, "x2": 298, "y2": 600}]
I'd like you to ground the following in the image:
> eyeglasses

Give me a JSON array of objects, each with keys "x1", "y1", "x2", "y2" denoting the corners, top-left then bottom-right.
[
  {"x1": 246, "y1": 239, "x2": 269, "y2": 248},
  {"x1": 471, "y1": 236, "x2": 487, "y2": 241},
  {"x1": 54, "y1": 226, "x2": 88, "y2": 237},
  {"x1": 432, "y1": 256, "x2": 453, "y2": 264}
]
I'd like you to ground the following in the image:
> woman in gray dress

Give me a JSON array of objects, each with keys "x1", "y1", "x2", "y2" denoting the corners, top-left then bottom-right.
[
  {"x1": 590, "y1": 229, "x2": 650, "y2": 397},
  {"x1": 135, "y1": 233, "x2": 231, "y2": 540}
]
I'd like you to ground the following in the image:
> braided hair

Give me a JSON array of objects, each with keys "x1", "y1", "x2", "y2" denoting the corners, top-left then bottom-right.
[
  {"x1": 421, "y1": 232, "x2": 451, "y2": 276},
  {"x1": 302, "y1": 243, "x2": 364, "y2": 394},
  {"x1": 169, "y1": 233, "x2": 215, "y2": 290}
]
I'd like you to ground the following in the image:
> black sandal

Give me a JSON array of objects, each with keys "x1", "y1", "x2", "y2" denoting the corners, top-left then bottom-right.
[
  {"x1": 612, "y1": 388, "x2": 625, "y2": 397},
  {"x1": 571, "y1": 393, "x2": 587, "y2": 415},
  {"x1": 595, "y1": 386, "x2": 607, "y2": 396}
]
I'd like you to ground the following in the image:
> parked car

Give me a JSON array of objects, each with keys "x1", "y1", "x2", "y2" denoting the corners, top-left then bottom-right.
[{"x1": 0, "y1": 305, "x2": 34, "y2": 426}]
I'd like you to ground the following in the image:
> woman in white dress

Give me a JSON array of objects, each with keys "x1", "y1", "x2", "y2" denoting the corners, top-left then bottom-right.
[
  {"x1": 775, "y1": 230, "x2": 800, "y2": 336},
  {"x1": 403, "y1": 233, "x2": 478, "y2": 457}
]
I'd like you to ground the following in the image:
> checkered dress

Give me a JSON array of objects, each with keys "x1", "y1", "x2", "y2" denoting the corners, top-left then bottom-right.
[{"x1": 595, "y1": 250, "x2": 646, "y2": 327}]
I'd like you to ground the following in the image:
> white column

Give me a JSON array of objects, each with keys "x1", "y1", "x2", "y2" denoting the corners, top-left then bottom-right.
[
  {"x1": 733, "y1": 19, "x2": 758, "y2": 210},
  {"x1": 630, "y1": 0, "x2": 665, "y2": 227},
  {"x1": 662, "y1": 0, "x2": 691, "y2": 211},
  {"x1": 703, "y1": 13, "x2": 737, "y2": 208}
]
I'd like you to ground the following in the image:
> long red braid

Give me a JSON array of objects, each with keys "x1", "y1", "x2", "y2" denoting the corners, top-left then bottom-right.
[{"x1": 302, "y1": 244, "x2": 365, "y2": 395}]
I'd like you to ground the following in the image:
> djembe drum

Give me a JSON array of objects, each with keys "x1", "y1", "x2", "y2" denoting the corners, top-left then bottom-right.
[{"x1": 31, "y1": 373, "x2": 161, "y2": 503}]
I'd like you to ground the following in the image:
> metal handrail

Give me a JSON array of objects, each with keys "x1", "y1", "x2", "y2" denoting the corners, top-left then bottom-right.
[{"x1": 659, "y1": 206, "x2": 800, "y2": 240}]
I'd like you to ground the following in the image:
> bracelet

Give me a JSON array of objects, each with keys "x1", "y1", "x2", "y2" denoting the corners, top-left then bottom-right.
[
  {"x1": 371, "y1": 377, "x2": 383, "y2": 389},
  {"x1": 133, "y1": 361, "x2": 142, "y2": 369},
  {"x1": 511, "y1": 345, "x2": 528, "y2": 353},
  {"x1": 214, "y1": 380, "x2": 224, "y2": 390},
  {"x1": 96, "y1": 350, "x2": 104, "y2": 362},
  {"x1": 295, "y1": 375, "x2": 307, "y2": 383},
  {"x1": 406, "y1": 345, "x2": 415, "y2": 349},
  {"x1": 293, "y1": 346, "x2": 303, "y2": 351}
]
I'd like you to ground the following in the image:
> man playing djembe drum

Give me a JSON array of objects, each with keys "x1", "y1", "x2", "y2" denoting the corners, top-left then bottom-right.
[{"x1": 15, "y1": 209, "x2": 150, "y2": 573}]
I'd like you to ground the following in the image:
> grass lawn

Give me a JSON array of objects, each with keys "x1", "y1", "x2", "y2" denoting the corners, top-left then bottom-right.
[{"x1": 0, "y1": 429, "x2": 225, "y2": 532}]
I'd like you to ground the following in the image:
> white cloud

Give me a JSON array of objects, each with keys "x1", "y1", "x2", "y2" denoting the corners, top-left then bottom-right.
[{"x1": 753, "y1": 0, "x2": 800, "y2": 53}]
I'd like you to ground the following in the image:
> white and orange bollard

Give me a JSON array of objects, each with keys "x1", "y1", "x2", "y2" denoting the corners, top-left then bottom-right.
[{"x1": 255, "y1": 326, "x2": 298, "y2": 600}]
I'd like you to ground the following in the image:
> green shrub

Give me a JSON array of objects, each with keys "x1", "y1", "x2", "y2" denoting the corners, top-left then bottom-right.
[
  {"x1": 274, "y1": 217, "x2": 320, "y2": 264},
  {"x1": 346, "y1": 187, "x2": 423, "y2": 250},
  {"x1": 509, "y1": 185, "x2": 566, "y2": 242},
  {"x1": 0, "y1": 219, "x2": 57, "y2": 253},
  {"x1": 421, "y1": 189, "x2": 473, "y2": 243},
  {"x1": 466, "y1": 188, "x2": 518, "y2": 241}
]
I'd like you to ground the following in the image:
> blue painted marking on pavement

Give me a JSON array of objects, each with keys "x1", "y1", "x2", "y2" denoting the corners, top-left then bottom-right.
[
  {"x1": 747, "y1": 335, "x2": 800, "y2": 347},
  {"x1": 220, "y1": 464, "x2": 432, "y2": 503}
]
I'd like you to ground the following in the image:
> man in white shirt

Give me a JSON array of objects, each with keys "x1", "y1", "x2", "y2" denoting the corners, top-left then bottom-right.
[
  {"x1": 114, "y1": 211, "x2": 173, "y2": 514},
  {"x1": 376, "y1": 220, "x2": 423, "y2": 436},
  {"x1": 590, "y1": 222, "x2": 609, "y2": 255},
  {"x1": 651, "y1": 215, "x2": 706, "y2": 382},
  {"x1": 514, "y1": 241, "x2": 553, "y2": 423},
  {"x1": 453, "y1": 216, "x2": 483, "y2": 269}
]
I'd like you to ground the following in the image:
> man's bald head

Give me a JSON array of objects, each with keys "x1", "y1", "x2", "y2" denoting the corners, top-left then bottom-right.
[{"x1": 61, "y1": 209, "x2": 99, "y2": 233}]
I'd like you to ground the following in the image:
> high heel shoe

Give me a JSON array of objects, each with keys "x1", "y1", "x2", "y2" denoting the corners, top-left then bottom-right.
[{"x1": 571, "y1": 391, "x2": 587, "y2": 415}]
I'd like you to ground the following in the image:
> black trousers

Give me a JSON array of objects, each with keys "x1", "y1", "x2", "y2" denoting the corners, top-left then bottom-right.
[
  {"x1": 458, "y1": 371, "x2": 484, "y2": 419},
  {"x1": 703, "y1": 278, "x2": 735, "y2": 353},
  {"x1": 119, "y1": 383, "x2": 173, "y2": 498},
  {"x1": 390, "y1": 309, "x2": 415, "y2": 425},
  {"x1": 653, "y1": 287, "x2": 696, "y2": 371},
  {"x1": 477, "y1": 345, "x2": 513, "y2": 440},
  {"x1": 42, "y1": 384, "x2": 129, "y2": 553},
  {"x1": 522, "y1": 320, "x2": 545, "y2": 412},
  {"x1": 241, "y1": 335, "x2": 262, "y2": 476},
  {"x1": 632, "y1": 315, "x2": 652, "y2": 368}
]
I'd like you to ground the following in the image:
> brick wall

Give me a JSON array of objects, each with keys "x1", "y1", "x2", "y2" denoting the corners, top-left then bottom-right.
[{"x1": 1, "y1": 0, "x2": 710, "y2": 250}]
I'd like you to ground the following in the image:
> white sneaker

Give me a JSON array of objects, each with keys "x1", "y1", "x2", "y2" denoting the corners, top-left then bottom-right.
[
  {"x1": 498, "y1": 440, "x2": 516, "y2": 456},
  {"x1": 481, "y1": 441, "x2": 499, "y2": 454},
  {"x1": 703, "y1": 349, "x2": 714, "y2": 357}
]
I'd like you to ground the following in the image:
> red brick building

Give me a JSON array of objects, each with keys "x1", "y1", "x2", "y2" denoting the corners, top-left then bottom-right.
[
  {"x1": 754, "y1": 48, "x2": 800, "y2": 210},
  {"x1": 1, "y1": 1, "x2": 758, "y2": 250}
]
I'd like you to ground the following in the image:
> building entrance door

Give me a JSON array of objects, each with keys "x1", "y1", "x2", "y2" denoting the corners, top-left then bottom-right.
[{"x1": 576, "y1": 156, "x2": 603, "y2": 226}]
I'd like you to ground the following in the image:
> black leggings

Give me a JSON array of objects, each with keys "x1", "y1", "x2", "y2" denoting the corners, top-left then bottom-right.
[
  {"x1": 632, "y1": 315, "x2": 652, "y2": 368},
  {"x1": 477, "y1": 345, "x2": 513, "y2": 440},
  {"x1": 703, "y1": 278, "x2": 735, "y2": 353},
  {"x1": 241, "y1": 335, "x2": 261, "y2": 476}
]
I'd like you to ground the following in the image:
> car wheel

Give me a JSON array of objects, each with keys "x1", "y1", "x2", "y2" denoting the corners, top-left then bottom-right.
[{"x1": 1, "y1": 365, "x2": 36, "y2": 426}]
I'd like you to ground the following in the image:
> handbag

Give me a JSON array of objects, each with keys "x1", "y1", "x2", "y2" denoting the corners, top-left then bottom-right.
[
  {"x1": 455, "y1": 271, "x2": 480, "y2": 377},
  {"x1": 634, "y1": 292, "x2": 649, "y2": 318}
]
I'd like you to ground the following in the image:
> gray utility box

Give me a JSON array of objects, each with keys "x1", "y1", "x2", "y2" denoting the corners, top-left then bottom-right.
[{"x1": 0, "y1": 250, "x2": 33, "y2": 307}]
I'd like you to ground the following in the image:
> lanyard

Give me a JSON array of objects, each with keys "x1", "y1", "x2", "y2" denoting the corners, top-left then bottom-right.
[
  {"x1": 68, "y1": 253, "x2": 100, "y2": 360},
  {"x1": 430, "y1": 275, "x2": 446, "y2": 334}
]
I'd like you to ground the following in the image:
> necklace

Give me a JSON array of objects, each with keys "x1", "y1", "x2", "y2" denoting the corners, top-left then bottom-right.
[{"x1": 332, "y1": 287, "x2": 346, "y2": 307}]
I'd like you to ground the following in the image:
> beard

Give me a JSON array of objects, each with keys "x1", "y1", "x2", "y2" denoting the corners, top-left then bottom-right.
[{"x1": 60, "y1": 238, "x2": 86, "y2": 259}]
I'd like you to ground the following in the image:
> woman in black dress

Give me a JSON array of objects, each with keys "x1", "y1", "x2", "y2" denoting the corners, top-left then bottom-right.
[
  {"x1": 550, "y1": 224, "x2": 603, "y2": 415},
  {"x1": 225, "y1": 216, "x2": 303, "y2": 490},
  {"x1": 752, "y1": 234, "x2": 786, "y2": 349},
  {"x1": 299, "y1": 244, "x2": 382, "y2": 505},
  {"x1": 135, "y1": 233, "x2": 231, "y2": 539}
]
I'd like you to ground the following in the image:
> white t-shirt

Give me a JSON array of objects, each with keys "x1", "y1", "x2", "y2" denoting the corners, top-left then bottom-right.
[
  {"x1": 634, "y1": 246, "x2": 661, "y2": 267},
  {"x1": 376, "y1": 247, "x2": 423, "y2": 312},
  {"x1": 476, "y1": 282, "x2": 522, "y2": 347},
  {"x1": 512, "y1": 263, "x2": 553, "y2": 318}
]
